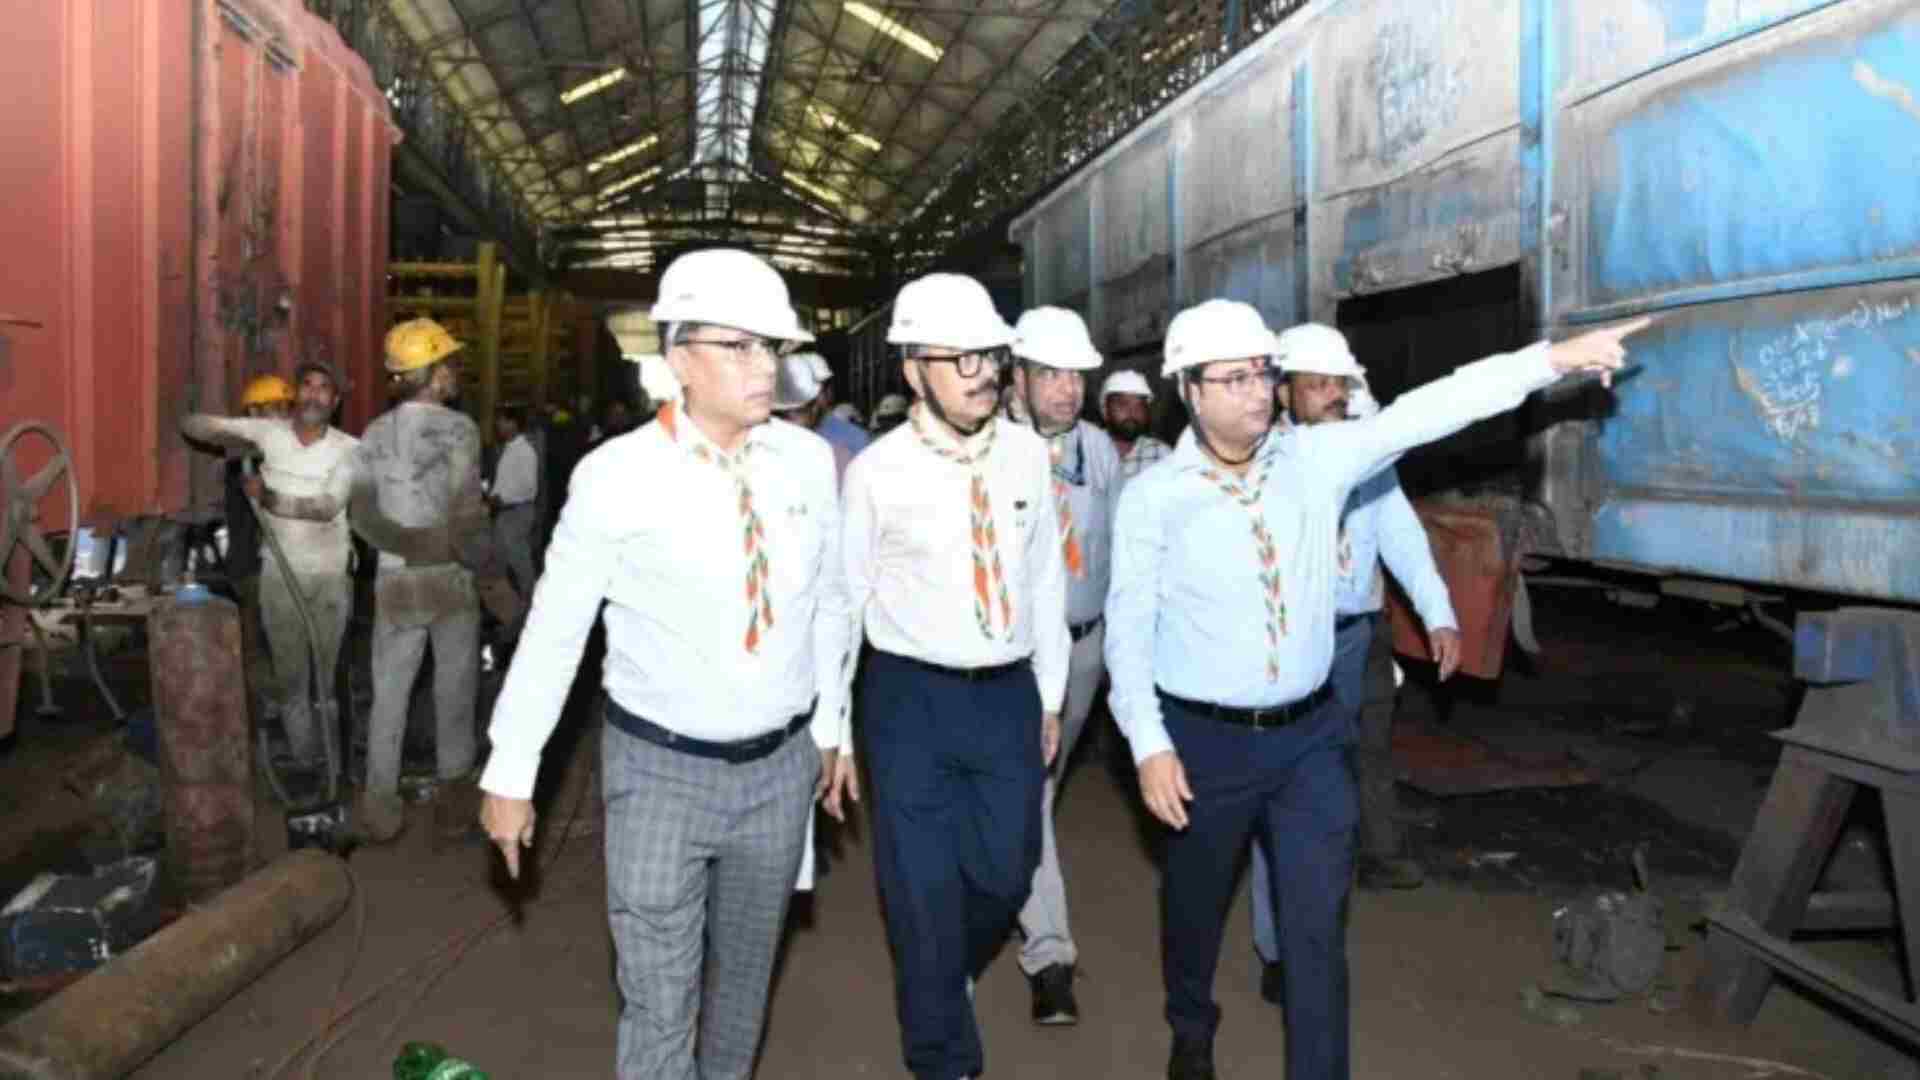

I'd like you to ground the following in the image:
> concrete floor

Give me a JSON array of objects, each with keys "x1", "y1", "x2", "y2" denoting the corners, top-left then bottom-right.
[{"x1": 3, "y1": 589, "x2": 1916, "y2": 1078}]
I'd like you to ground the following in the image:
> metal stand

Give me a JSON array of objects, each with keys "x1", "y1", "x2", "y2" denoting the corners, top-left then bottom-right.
[{"x1": 1699, "y1": 608, "x2": 1920, "y2": 1047}]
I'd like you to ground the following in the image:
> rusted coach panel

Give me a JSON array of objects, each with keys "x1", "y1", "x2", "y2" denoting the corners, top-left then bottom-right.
[{"x1": 0, "y1": 0, "x2": 398, "y2": 528}]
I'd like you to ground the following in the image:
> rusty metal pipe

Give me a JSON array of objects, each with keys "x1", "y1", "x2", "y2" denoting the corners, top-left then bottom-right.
[{"x1": 0, "y1": 850, "x2": 351, "y2": 1080}]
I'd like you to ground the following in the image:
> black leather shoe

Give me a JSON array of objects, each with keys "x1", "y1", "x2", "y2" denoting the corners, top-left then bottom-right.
[
  {"x1": 1167, "y1": 1034, "x2": 1216, "y2": 1080},
  {"x1": 1259, "y1": 961, "x2": 1285, "y2": 1006},
  {"x1": 1029, "y1": 963, "x2": 1079, "y2": 1025}
]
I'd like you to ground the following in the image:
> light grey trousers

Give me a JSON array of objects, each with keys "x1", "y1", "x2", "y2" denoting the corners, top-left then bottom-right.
[
  {"x1": 1016, "y1": 621, "x2": 1105, "y2": 975},
  {"x1": 492, "y1": 503, "x2": 539, "y2": 599},
  {"x1": 366, "y1": 564, "x2": 479, "y2": 797},
  {"x1": 258, "y1": 560, "x2": 351, "y2": 767},
  {"x1": 603, "y1": 717, "x2": 819, "y2": 1080}
]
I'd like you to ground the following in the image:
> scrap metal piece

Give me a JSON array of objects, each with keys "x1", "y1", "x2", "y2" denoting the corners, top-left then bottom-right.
[{"x1": 0, "y1": 850, "x2": 350, "y2": 1080}]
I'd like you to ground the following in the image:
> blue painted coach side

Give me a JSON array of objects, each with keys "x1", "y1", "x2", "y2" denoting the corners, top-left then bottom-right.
[{"x1": 1005, "y1": 0, "x2": 1919, "y2": 601}]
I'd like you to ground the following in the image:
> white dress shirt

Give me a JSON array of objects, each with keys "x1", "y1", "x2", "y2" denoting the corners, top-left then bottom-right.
[
  {"x1": 1107, "y1": 343, "x2": 1554, "y2": 763},
  {"x1": 492, "y1": 433, "x2": 539, "y2": 507},
  {"x1": 843, "y1": 407, "x2": 1072, "y2": 712},
  {"x1": 481, "y1": 414, "x2": 854, "y2": 800}
]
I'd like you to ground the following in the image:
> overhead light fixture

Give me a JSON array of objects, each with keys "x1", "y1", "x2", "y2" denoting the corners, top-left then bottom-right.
[
  {"x1": 784, "y1": 170, "x2": 844, "y2": 206},
  {"x1": 843, "y1": 3, "x2": 943, "y2": 63},
  {"x1": 588, "y1": 134, "x2": 660, "y2": 174},
  {"x1": 599, "y1": 166, "x2": 662, "y2": 202},
  {"x1": 561, "y1": 67, "x2": 629, "y2": 105},
  {"x1": 806, "y1": 104, "x2": 883, "y2": 152}
]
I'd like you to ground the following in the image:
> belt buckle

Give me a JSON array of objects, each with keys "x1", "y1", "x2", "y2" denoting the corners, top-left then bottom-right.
[{"x1": 1247, "y1": 706, "x2": 1273, "y2": 730}]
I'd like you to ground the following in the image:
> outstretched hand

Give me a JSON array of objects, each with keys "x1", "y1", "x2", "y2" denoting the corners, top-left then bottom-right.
[{"x1": 1547, "y1": 315, "x2": 1652, "y2": 388}]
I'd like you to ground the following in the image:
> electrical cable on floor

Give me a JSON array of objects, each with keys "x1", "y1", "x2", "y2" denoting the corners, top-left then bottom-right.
[
  {"x1": 268, "y1": 739, "x2": 600, "y2": 1078},
  {"x1": 257, "y1": 862, "x2": 367, "y2": 1080}
]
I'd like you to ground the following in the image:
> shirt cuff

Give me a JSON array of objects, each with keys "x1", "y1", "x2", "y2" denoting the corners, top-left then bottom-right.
[
  {"x1": 1125, "y1": 715, "x2": 1174, "y2": 765},
  {"x1": 809, "y1": 701, "x2": 847, "y2": 751},
  {"x1": 478, "y1": 744, "x2": 541, "y2": 801}
]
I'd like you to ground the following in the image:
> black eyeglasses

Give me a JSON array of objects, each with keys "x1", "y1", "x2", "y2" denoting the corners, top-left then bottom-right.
[
  {"x1": 917, "y1": 348, "x2": 1007, "y2": 379},
  {"x1": 1191, "y1": 365, "x2": 1280, "y2": 395},
  {"x1": 680, "y1": 336, "x2": 794, "y2": 360}
]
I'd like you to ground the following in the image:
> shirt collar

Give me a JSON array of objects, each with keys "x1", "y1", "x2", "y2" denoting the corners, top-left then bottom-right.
[
  {"x1": 1170, "y1": 425, "x2": 1281, "y2": 474},
  {"x1": 910, "y1": 402, "x2": 998, "y2": 458},
  {"x1": 657, "y1": 402, "x2": 776, "y2": 461}
]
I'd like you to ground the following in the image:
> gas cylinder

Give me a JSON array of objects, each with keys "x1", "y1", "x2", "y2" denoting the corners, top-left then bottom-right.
[{"x1": 148, "y1": 582, "x2": 254, "y2": 901}]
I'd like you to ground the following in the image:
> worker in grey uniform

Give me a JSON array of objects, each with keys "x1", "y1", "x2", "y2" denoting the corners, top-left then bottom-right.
[
  {"x1": 348, "y1": 317, "x2": 504, "y2": 843},
  {"x1": 1004, "y1": 306, "x2": 1120, "y2": 1026},
  {"x1": 181, "y1": 360, "x2": 358, "y2": 785}
]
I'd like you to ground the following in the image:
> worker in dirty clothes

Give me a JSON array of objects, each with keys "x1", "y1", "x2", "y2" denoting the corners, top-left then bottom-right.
[
  {"x1": 1100, "y1": 370, "x2": 1173, "y2": 488},
  {"x1": 489, "y1": 403, "x2": 540, "y2": 636},
  {"x1": 1244, "y1": 328, "x2": 1462, "y2": 1011},
  {"x1": 223, "y1": 374, "x2": 294, "y2": 735},
  {"x1": 841, "y1": 273, "x2": 1070, "y2": 1080},
  {"x1": 349, "y1": 318, "x2": 506, "y2": 844},
  {"x1": 182, "y1": 361, "x2": 358, "y2": 788},
  {"x1": 481, "y1": 249, "x2": 856, "y2": 1080},
  {"x1": 1106, "y1": 303, "x2": 1647, "y2": 1080},
  {"x1": 1002, "y1": 306, "x2": 1119, "y2": 1027}
]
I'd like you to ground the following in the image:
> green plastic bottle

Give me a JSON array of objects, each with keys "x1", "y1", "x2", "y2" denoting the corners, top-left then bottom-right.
[{"x1": 393, "y1": 1042, "x2": 491, "y2": 1080}]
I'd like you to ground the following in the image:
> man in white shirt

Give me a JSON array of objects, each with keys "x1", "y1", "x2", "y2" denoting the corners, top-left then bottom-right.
[
  {"x1": 1004, "y1": 306, "x2": 1120, "y2": 1026},
  {"x1": 1106, "y1": 303, "x2": 1645, "y2": 1080},
  {"x1": 181, "y1": 361, "x2": 358, "y2": 781},
  {"x1": 480, "y1": 249, "x2": 856, "y2": 1080},
  {"x1": 488, "y1": 404, "x2": 540, "y2": 613},
  {"x1": 842, "y1": 273, "x2": 1070, "y2": 1080},
  {"x1": 1100, "y1": 370, "x2": 1173, "y2": 485}
]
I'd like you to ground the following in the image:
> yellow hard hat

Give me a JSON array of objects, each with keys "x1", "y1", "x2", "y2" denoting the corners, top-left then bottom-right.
[
  {"x1": 384, "y1": 317, "x2": 465, "y2": 373},
  {"x1": 240, "y1": 373, "x2": 295, "y2": 407}
]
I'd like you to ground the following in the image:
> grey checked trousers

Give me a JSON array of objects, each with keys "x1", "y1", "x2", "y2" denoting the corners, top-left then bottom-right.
[{"x1": 602, "y1": 714, "x2": 819, "y2": 1080}]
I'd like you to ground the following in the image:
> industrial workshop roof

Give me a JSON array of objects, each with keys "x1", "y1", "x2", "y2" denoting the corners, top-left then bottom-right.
[{"x1": 376, "y1": 0, "x2": 1309, "y2": 276}]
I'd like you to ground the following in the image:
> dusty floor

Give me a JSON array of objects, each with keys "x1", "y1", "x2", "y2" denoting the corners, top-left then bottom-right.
[{"x1": 2, "y1": 588, "x2": 1916, "y2": 1078}]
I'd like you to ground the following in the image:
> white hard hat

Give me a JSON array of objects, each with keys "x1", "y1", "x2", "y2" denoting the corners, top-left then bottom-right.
[
  {"x1": 887, "y1": 274, "x2": 1016, "y2": 352},
  {"x1": 774, "y1": 352, "x2": 826, "y2": 410},
  {"x1": 1012, "y1": 306, "x2": 1102, "y2": 371},
  {"x1": 627, "y1": 353, "x2": 682, "y2": 406},
  {"x1": 1275, "y1": 323, "x2": 1363, "y2": 379},
  {"x1": 650, "y1": 248, "x2": 814, "y2": 344},
  {"x1": 802, "y1": 352, "x2": 834, "y2": 382},
  {"x1": 1100, "y1": 369, "x2": 1154, "y2": 403},
  {"x1": 1161, "y1": 299, "x2": 1278, "y2": 378},
  {"x1": 873, "y1": 393, "x2": 911, "y2": 421}
]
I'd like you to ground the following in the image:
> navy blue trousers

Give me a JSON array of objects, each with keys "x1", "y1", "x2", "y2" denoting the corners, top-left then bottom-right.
[
  {"x1": 863, "y1": 651, "x2": 1047, "y2": 1080},
  {"x1": 1161, "y1": 690, "x2": 1357, "y2": 1080}
]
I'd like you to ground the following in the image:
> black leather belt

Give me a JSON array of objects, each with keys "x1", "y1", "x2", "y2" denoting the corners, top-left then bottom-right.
[
  {"x1": 1155, "y1": 683, "x2": 1332, "y2": 730},
  {"x1": 1069, "y1": 616, "x2": 1104, "y2": 642},
  {"x1": 1335, "y1": 611, "x2": 1376, "y2": 632},
  {"x1": 605, "y1": 697, "x2": 811, "y2": 763},
  {"x1": 881, "y1": 651, "x2": 1030, "y2": 682}
]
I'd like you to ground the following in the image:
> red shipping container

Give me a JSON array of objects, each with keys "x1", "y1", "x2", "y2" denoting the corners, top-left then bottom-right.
[{"x1": 0, "y1": 0, "x2": 399, "y2": 532}]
